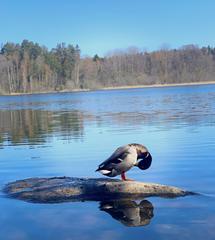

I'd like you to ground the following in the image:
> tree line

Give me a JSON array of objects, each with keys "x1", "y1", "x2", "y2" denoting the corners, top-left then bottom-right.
[{"x1": 0, "y1": 40, "x2": 215, "y2": 94}]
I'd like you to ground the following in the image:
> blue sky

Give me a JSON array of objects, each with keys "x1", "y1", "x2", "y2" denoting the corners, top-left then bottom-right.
[{"x1": 0, "y1": 0, "x2": 215, "y2": 56}]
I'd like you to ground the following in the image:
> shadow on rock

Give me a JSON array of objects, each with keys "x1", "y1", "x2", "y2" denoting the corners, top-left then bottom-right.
[{"x1": 99, "y1": 199, "x2": 154, "y2": 227}]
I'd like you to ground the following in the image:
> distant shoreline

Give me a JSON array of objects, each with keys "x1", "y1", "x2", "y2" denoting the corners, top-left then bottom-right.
[
  {"x1": 100, "y1": 81, "x2": 215, "y2": 91},
  {"x1": 2, "y1": 81, "x2": 215, "y2": 96}
]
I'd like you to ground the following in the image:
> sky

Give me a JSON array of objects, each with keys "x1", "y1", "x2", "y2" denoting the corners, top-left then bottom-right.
[{"x1": 0, "y1": 0, "x2": 215, "y2": 56}]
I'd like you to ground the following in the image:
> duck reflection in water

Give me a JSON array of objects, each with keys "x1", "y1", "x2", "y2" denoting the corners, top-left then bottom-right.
[{"x1": 99, "y1": 199, "x2": 154, "y2": 227}]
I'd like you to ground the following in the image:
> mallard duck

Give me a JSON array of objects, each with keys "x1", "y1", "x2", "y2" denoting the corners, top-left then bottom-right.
[{"x1": 96, "y1": 143, "x2": 152, "y2": 181}]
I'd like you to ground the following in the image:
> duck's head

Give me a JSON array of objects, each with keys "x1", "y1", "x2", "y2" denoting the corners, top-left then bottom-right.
[
  {"x1": 136, "y1": 151, "x2": 152, "y2": 170},
  {"x1": 129, "y1": 143, "x2": 152, "y2": 170}
]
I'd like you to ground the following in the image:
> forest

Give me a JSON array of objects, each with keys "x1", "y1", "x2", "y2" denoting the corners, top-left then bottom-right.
[{"x1": 0, "y1": 40, "x2": 215, "y2": 94}]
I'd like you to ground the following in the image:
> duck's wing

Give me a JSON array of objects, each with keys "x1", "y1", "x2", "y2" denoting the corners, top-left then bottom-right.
[{"x1": 96, "y1": 145, "x2": 131, "y2": 171}]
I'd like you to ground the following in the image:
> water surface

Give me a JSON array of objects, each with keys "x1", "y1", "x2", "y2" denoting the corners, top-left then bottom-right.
[{"x1": 0, "y1": 84, "x2": 215, "y2": 240}]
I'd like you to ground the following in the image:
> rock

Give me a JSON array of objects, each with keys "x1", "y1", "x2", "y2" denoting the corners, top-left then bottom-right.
[{"x1": 3, "y1": 177, "x2": 195, "y2": 203}]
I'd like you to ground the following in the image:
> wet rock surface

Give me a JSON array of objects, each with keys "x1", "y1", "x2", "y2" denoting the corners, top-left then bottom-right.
[{"x1": 3, "y1": 177, "x2": 195, "y2": 203}]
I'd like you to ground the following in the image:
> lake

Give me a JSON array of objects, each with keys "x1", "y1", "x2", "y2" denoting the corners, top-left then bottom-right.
[{"x1": 0, "y1": 84, "x2": 215, "y2": 240}]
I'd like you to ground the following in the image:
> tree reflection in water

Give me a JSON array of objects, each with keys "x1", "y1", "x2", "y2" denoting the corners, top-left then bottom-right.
[
  {"x1": 0, "y1": 109, "x2": 85, "y2": 145},
  {"x1": 100, "y1": 199, "x2": 154, "y2": 227}
]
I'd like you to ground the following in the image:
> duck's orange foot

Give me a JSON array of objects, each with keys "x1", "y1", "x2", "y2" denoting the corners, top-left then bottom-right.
[
  {"x1": 121, "y1": 172, "x2": 134, "y2": 181},
  {"x1": 124, "y1": 178, "x2": 134, "y2": 181}
]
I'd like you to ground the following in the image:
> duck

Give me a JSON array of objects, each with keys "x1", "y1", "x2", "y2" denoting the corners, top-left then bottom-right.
[{"x1": 96, "y1": 143, "x2": 152, "y2": 181}]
